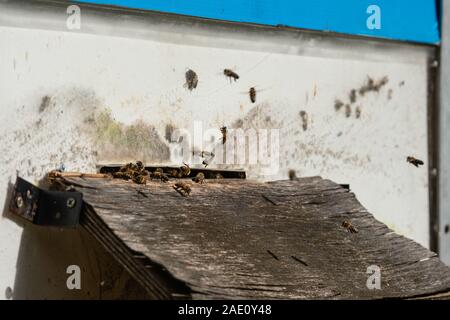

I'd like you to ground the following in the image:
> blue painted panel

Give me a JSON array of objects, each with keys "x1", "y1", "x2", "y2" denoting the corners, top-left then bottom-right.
[{"x1": 76, "y1": 0, "x2": 440, "y2": 44}]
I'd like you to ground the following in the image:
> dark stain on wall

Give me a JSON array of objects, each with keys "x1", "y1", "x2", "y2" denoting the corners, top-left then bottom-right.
[{"x1": 38, "y1": 95, "x2": 51, "y2": 113}]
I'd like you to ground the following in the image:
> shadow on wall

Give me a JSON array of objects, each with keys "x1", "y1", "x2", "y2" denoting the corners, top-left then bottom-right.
[{"x1": 2, "y1": 189, "x2": 149, "y2": 300}]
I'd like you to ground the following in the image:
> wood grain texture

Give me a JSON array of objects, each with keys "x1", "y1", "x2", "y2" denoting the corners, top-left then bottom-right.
[{"x1": 55, "y1": 176, "x2": 450, "y2": 299}]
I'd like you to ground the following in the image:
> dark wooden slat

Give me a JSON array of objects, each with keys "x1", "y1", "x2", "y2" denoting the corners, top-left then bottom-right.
[{"x1": 55, "y1": 176, "x2": 450, "y2": 299}]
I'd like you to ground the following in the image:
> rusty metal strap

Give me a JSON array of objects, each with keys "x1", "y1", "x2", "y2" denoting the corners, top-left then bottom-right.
[{"x1": 9, "y1": 177, "x2": 83, "y2": 227}]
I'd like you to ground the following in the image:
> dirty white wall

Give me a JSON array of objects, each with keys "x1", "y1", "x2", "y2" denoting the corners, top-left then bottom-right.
[{"x1": 0, "y1": 1, "x2": 433, "y2": 298}]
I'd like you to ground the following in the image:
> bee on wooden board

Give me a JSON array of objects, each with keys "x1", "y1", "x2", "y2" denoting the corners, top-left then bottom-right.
[
  {"x1": 224, "y1": 69, "x2": 240, "y2": 82},
  {"x1": 288, "y1": 169, "x2": 297, "y2": 181},
  {"x1": 113, "y1": 161, "x2": 149, "y2": 185},
  {"x1": 192, "y1": 172, "x2": 205, "y2": 184},
  {"x1": 407, "y1": 156, "x2": 424, "y2": 168},
  {"x1": 169, "y1": 168, "x2": 180, "y2": 178},
  {"x1": 173, "y1": 182, "x2": 192, "y2": 197},
  {"x1": 151, "y1": 168, "x2": 169, "y2": 182},
  {"x1": 342, "y1": 221, "x2": 358, "y2": 234}
]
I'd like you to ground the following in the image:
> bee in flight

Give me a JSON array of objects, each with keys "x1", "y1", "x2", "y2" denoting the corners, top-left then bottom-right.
[
  {"x1": 407, "y1": 156, "x2": 424, "y2": 168},
  {"x1": 342, "y1": 221, "x2": 358, "y2": 234},
  {"x1": 249, "y1": 87, "x2": 257, "y2": 103},
  {"x1": 224, "y1": 69, "x2": 239, "y2": 82}
]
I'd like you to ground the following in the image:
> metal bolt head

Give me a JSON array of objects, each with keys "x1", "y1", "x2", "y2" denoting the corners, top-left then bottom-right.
[
  {"x1": 26, "y1": 190, "x2": 33, "y2": 199},
  {"x1": 15, "y1": 196, "x2": 24, "y2": 208},
  {"x1": 66, "y1": 198, "x2": 76, "y2": 208}
]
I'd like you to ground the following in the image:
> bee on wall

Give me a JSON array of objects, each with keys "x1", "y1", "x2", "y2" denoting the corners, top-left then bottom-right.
[
  {"x1": 224, "y1": 69, "x2": 240, "y2": 82},
  {"x1": 173, "y1": 182, "x2": 192, "y2": 197},
  {"x1": 185, "y1": 69, "x2": 198, "y2": 91},
  {"x1": 220, "y1": 126, "x2": 227, "y2": 145},
  {"x1": 342, "y1": 221, "x2": 358, "y2": 234},
  {"x1": 407, "y1": 156, "x2": 424, "y2": 168}
]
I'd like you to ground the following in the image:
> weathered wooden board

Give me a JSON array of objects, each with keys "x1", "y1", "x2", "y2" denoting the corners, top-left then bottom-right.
[{"x1": 55, "y1": 176, "x2": 450, "y2": 299}]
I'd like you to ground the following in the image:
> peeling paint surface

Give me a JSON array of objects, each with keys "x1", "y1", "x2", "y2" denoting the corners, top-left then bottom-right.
[{"x1": 0, "y1": 3, "x2": 432, "y2": 298}]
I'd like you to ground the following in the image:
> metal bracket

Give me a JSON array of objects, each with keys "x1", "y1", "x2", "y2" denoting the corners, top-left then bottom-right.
[{"x1": 9, "y1": 177, "x2": 83, "y2": 227}]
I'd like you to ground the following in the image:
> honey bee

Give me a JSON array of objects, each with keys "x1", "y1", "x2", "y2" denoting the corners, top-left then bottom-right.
[
  {"x1": 151, "y1": 168, "x2": 169, "y2": 182},
  {"x1": 185, "y1": 69, "x2": 198, "y2": 91},
  {"x1": 355, "y1": 106, "x2": 362, "y2": 119},
  {"x1": 249, "y1": 87, "x2": 257, "y2": 103},
  {"x1": 192, "y1": 150, "x2": 215, "y2": 168},
  {"x1": 220, "y1": 126, "x2": 227, "y2": 145},
  {"x1": 342, "y1": 221, "x2": 358, "y2": 234},
  {"x1": 334, "y1": 99, "x2": 344, "y2": 111},
  {"x1": 299, "y1": 111, "x2": 308, "y2": 131},
  {"x1": 407, "y1": 156, "x2": 424, "y2": 168},
  {"x1": 113, "y1": 161, "x2": 149, "y2": 184},
  {"x1": 169, "y1": 168, "x2": 181, "y2": 178},
  {"x1": 349, "y1": 89, "x2": 357, "y2": 103},
  {"x1": 224, "y1": 69, "x2": 239, "y2": 82},
  {"x1": 288, "y1": 169, "x2": 297, "y2": 181},
  {"x1": 192, "y1": 172, "x2": 205, "y2": 184},
  {"x1": 134, "y1": 174, "x2": 148, "y2": 185},
  {"x1": 179, "y1": 163, "x2": 191, "y2": 177},
  {"x1": 173, "y1": 182, "x2": 191, "y2": 197}
]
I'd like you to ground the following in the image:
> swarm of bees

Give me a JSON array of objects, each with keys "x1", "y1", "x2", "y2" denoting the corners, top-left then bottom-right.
[
  {"x1": 113, "y1": 161, "x2": 150, "y2": 185},
  {"x1": 185, "y1": 69, "x2": 198, "y2": 91},
  {"x1": 342, "y1": 220, "x2": 358, "y2": 234},
  {"x1": 407, "y1": 156, "x2": 424, "y2": 168},
  {"x1": 224, "y1": 69, "x2": 239, "y2": 82},
  {"x1": 173, "y1": 182, "x2": 192, "y2": 197}
]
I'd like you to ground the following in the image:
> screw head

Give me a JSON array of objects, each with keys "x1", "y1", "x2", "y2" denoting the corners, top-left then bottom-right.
[
  {"x1": 66, "y1": 198, "x2": 76, "y2": 208},
  {"x1": 15, "y1": 196, "x2": 24, "y2": 208},
  {"x1": 26, "y1": 190, "x2": 33, "y2": 199}
]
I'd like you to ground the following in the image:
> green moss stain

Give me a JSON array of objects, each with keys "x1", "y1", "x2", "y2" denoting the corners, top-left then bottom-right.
[{"x1": 93, "y1": 110, "x2": 170, "y2": 163}]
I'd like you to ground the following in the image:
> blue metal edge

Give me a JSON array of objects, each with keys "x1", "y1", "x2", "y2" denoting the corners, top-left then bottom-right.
[{"x1": 75, "y1": 0, "x2": 441, "y2": 45}]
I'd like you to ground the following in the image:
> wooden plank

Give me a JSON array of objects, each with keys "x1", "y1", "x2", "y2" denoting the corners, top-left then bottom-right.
[{"x1": 53, "y1": 176, "x2": 450, "y2": 299}]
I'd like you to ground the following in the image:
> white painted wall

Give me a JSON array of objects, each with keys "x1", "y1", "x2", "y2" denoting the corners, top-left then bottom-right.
[{"x1": 0, "y1": 1, "x2": 433, "y2": 298}]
